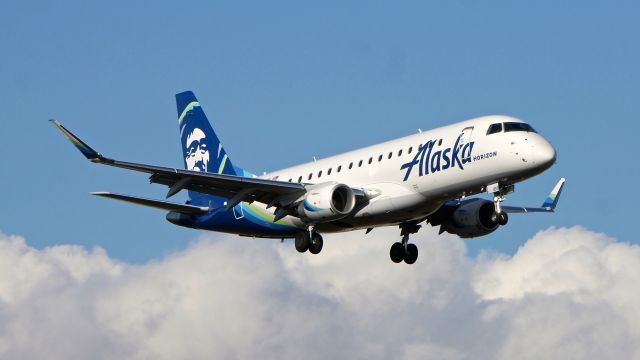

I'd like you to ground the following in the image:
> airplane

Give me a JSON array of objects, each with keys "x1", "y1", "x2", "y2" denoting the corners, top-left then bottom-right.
[{"x1": 51, "y1": 91, "x2": 564, "y2": 264}]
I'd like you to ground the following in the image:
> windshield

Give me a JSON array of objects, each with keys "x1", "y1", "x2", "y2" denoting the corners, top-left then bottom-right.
[
  {"x1": 504, "y1": 122, "x2": 537, "y2": 133},
  {"x1": 486, "y1": 123, "x2": 503, "y2": 135}
]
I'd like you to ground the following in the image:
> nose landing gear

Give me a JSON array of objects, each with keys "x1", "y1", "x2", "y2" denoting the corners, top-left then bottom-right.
[
  {"x1": 488, "y1": 182, "x2": 512, "y2": 226},
  {"x1": 492, "y1": 194, "x2": 509, "y2": 226}
]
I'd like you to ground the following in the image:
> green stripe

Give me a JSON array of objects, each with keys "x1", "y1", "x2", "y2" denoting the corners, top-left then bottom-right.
[
  {"x1": 178, "y1": 101, "x2": 200, "y2": 124},
  {"x1": 217, "y1": 154, "x2": 228, "y2": 174},
  {"x1": 245, "y1": 203, "x2": 293, "y2": 226}
]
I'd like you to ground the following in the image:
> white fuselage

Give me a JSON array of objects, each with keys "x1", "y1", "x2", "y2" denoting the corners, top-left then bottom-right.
[{"x1": 257, "y1": 115, "x2": 556, "y2": 232}]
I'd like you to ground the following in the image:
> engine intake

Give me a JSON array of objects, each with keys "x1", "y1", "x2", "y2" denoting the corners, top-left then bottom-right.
[{"x1": 297, "y1": 182, "x2": 356, "y2": 222}]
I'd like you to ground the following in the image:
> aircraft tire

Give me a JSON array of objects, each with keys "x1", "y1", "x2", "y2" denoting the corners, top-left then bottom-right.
[
  {"x1": 404, "y1": 243, "x2": 418, "y2": 265},
  {"x1": 390, "y1": 242, "x2": 404, "y2": 263},
  {"x1": 498, "y1": 211, "x2": 508, "y2": 226},
  {"x1": 309, "y1": 233, "x2": 323, "y2": 254},
  {"x1": 295, "y1": 233, "x2": 310, "y2": 253},
  {"x1": 490, "y1": 211, "x2": 499, "y2": 225}
]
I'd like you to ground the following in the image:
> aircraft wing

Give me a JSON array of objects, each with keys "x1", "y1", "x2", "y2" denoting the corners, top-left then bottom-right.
[
  {"x1": 51, "y1": 120, "x2": 307, "y2": 209},
  {"x1": 502, "y1": 178, "x2": 565, "y2": 213},
  {"x1": 427, "y1": 178, "x2": 565, "y2": 227}
]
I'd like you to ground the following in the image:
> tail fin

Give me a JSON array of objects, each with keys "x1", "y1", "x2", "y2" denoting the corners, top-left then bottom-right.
[{"x1": 176, "y1": 91, "x2": 238, "y2": 176}]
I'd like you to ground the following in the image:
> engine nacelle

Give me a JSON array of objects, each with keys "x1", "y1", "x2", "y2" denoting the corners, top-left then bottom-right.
[
  {"x1": 441, "y1": 199, "x2": 499, "y2": 238},
  {"x1": 297, "y1": 182, "x2": 356, "y2": 222}
]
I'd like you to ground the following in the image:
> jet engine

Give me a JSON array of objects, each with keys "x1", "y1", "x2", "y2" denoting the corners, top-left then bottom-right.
[
  {"x1": 440, "y1": 199, "x2": 499, "y2": 238},
  {"x1": 297, "y1": 182, "x2": 356, "y2": 222}
]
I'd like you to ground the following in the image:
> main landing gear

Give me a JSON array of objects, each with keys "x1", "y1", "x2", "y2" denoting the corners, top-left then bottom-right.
[
  {"x1": 390, "y1": 222, "x2": 421, "y2": 265},
  {"x1": 295, "y1": 227, "x2": 323, "y2": 255}
]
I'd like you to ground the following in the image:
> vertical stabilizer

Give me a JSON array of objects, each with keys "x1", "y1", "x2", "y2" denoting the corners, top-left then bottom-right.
[{"x1": 176, "y1": 91, "x2": 238, "y2": 176}]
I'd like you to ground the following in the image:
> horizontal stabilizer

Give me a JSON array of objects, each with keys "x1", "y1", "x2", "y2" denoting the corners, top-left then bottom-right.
[{"x1": 91, "y1": 192, "x2": 209, "y2": 214}]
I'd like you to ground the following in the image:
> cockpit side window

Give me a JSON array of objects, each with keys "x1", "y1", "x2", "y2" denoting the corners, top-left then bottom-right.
[
  {"x1": 486, "y1": 123, "x2": 503, "y2": 135},
  {"x1": 504, "y1": 122, "x2": 537, "y2": 133}
]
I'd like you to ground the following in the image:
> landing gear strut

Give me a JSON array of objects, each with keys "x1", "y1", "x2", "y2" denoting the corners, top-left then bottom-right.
[
  {"x1": 390, "y1": 223, "x2": 421, "y2": 264},
  {"x1": 492, "y1": 194, "x2": 509, "y2": 226},
  {"x1": 488, "y1": 183, "x2": 512, "y2": 226},
  {"x1": 295, "y1": 226, "x2": 323, "y2": 254}
]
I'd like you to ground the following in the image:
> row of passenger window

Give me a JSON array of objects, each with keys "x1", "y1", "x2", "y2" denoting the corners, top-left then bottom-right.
[{"x1": 286, "y1": 140, "x2": 443, "y2": 183}]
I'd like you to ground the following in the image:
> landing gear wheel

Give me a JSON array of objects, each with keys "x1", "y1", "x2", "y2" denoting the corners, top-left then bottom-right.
[
  {"x1": 498, "y1": 211, "x2": 508, "y2": 226},
  {"x1": 309, "y1": 233, "x2": 324, "y2": 254},
  {"x1": 490, "y1": 211, "x2": 499, "y2": 225},
  {"x1": 295, "y1": 233, "x2": 310, "y2": 253},
  {"x1": 404, "y1": 243, "x2": 418, "y2": 264},
  {"x1": 390, "y1": 242, "x2": 404, "y2": 263}
]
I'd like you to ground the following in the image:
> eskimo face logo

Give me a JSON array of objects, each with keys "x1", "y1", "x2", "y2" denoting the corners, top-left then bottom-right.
[
  {"x1": 185, "y1": 128, "x2": 210, "y2": 172},
  {"x1": 400, "y1": 134, "x2": 475, "y2": 181}
]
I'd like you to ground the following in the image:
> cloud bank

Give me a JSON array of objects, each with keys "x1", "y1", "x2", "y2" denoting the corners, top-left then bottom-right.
[{"x1": 0, "y1": 226, "x2": 639, "y2": 359}]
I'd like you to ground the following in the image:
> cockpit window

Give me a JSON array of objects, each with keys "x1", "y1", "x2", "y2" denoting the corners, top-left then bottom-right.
[
  {"x1": 486, "y1": 123, "x2": 503, "y2": 135},
  {"x1": 504, "y1": 122, "x2": 537, "y2": 133}
]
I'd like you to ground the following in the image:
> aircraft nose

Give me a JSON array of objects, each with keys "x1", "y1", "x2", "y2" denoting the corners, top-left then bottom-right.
[{"x1": 533, "y1": 138, "x2": 556, "y2": 168}]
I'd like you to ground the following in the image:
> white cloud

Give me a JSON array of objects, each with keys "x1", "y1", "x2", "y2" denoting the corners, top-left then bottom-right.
[{"x1": 0, "y1": 226, "x2": 639, "y2": 359}]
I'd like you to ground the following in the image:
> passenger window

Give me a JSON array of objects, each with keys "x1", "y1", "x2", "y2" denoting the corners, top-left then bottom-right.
[
  {"x1": 388, "y1": 152, "x2": 392, "y2": 159},
  {"x1": 337, "y1": 165, "x2": 342, "y2": 172},
  {"x1": 298, "y1": 176, "x2": 302, "y2": 183},
  {"x1": 308, "y1": 173, "x2": 312, "y2": 180},
  {"x1": 504, "y1": 122, "x2": 537, "y2": 133},
  {"x1": 486, "y1": 123, "x2": 503, "y2": 135},
  {"x1": 398, "y1": 149, "x2": 403, "y2": 156},
  {"x1": 358, "y1": 160, "x2": 363, "y2": 167},
  {"x1": 368, "y1": 157, "x2": 373, "y2": 164},
  {"x1": 318, "y1": 170, "x2": 322, "y2": 178},
  {"x1": 328, "y1": 168, "x2": 332, "y2": 175},
  {"x1": 408, "y1": 147, "x2": 413, "y2": 154},
  {"x1": 288, "y1": 178, "x2": 292, "y2": 182},
  {"x1": 438, "y1": 139, "x2": 442, "y2": 146},
  {"x1": 378, "y1": 154, "x2": 383, "y2": 162},
  {"x1": 418, "y1": 144, "x2": 422, "y2": 151},
  {"x1": 349, "y1": 162, "x2": 353, "y2": 169}
]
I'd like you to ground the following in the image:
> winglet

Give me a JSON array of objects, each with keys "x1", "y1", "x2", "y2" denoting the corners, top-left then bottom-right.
[
  {"x1": 541, "y1": 178, "x2": 565, "y2": 210},
  {"x1": 50, "y1": 119, "x2": 103, "y2": 161}
]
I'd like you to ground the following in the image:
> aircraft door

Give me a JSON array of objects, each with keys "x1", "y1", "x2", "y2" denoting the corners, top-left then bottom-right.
[{"x1": 459, "y1": 126, "x2": 474, "y2": 145}]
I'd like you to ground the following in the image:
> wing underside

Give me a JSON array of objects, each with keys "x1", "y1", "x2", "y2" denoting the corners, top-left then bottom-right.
[
  {"x1": 91, "y1": 192, "x2": 210, "y2": 214},
  {"x1": 52, "y1": 120, "x2": 318, "y2": 213}
]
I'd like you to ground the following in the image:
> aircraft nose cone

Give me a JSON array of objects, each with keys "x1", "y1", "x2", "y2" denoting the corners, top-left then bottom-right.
[{"x1": 534, "y1": 139, "x2": 556, "y2": 168}]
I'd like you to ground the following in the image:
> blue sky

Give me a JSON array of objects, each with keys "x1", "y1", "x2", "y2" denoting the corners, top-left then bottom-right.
[{"x1": 1, "y1": 0, "x2": 637, "y2": 263}]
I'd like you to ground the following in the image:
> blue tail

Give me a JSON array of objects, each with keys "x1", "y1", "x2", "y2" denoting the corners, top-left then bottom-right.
[{"x1": 176, "y1": 91, "x2": 238, "y2": 176}]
